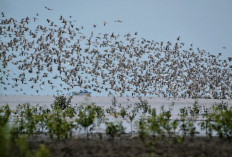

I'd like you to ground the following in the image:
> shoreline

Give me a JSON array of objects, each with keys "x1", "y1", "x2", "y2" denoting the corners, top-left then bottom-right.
[{"x1": 1, "y1": 95, "x2": 231, "y2": 106}]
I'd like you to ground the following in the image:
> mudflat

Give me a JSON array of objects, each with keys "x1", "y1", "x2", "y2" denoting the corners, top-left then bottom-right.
[
  {"x1": 1, "y1": 95, "x2": 232, "y2": 107},
  {"x1": 24, "y1": 135, "x2": 232, "y2": 157}
]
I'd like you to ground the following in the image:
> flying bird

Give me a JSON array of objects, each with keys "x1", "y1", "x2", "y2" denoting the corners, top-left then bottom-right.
[
  {"x1": 45, "y1": 6, "x2": 53, "y2": 11},
  {"x1": 114, "y1": 20, "x2": 123, "y2": 23}
]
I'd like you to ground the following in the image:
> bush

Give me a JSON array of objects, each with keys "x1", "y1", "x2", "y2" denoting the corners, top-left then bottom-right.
[
  {"x1": 53, "y1": 95, "x2": 72, "y2": 110},
  {"x1": 76, "y1": 103, "x2": 105, "y2": 139},
  {"x1": 45, "y1": 111, "x2": 73, "y2": 140},
  {"x1": 0, "y1": 124, "x2": 51, "y2": 157},
  {"x1": 105, "y1": 121, "x2": 125, "y2": 140},
  {"x1": 211, "y1": 105, "x2": 232, "y2": 140},
  {"x1": 0, "y1": 126, "x2": 10, "y2": 157},
  {"x1": 35, "y1": 144, "x2": 51, "y2": 157},
  {"x1": 15, "y1": 103, "x2": 40, "y2": 136},
  {"x1": 0, "y1": 104, "x2": 11, "y2": 128}
]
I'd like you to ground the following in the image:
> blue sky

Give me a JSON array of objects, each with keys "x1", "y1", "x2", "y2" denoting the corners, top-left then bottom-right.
[{"x1": 0, "y1": 0, "x2": 232, "y2": 95}]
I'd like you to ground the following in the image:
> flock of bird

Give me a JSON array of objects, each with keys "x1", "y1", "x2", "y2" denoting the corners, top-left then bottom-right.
[{"x1": 0, "y1": 12, "x2": 232, "y2": 98}]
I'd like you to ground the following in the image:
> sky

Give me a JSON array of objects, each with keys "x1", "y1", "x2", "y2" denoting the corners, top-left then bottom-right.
[{"x1": 0, "y1": 0, "x2": 232, "y2": 96}]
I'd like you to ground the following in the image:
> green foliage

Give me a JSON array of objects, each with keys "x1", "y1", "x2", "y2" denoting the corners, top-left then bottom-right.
[
  {"x1": 105, "y1": 121, "x2": 125, "y2": 139},
  {"x1": 63, "y1": 106, "x2": 76, "y2": 118},
  {"x1": 199, "y1": 102, "x2": 232, "y2": 140},
  {"x1": 45, "y1": 96, "x2": 75, "y2": 139},
  {"x1": 0, "y1": 104, "x2": 11, "y2": 127},
  {"x1": 106, "y1": 97, "x2": 151, "y2": 133},
  {"x1": 0, "y1": 125, "x2": 30, "y2": 157},
  {"x1": 35, "y1": 144, "x2": 51, "y2": 157},
  {"x1": 3, "y1": 97, "x2": 232, "y2": 146},
  {"x1": 138, "y1": 119, "x2": 150, "y2": 143},
  {"x1": 179, "y1": 107, "x2": 198, "y2": 138},
  {"x1": 173, "y1": 136, "x2": 185, "y2": 144},
  {"x1": 53, "y1": 95, "x2": 72, "y2": 110},
  {"x1": 188, "y1": 100, "x2": 201, "y2": 119},
  {"x1": 76, "y1": 103, "x2": 105, "y2": 138},
  {"x1": 119, "y1": 107, "x2": 127, "y2": 118},
  {"x1": 137, "y1": 97, "x2": 151, "y2": 114},
  {"x1": 0, "y1": 126, "x2": 10, "y2": 157},
  {"x1": 179, "y1": 107, "x2": 188, "y2": 137},
  {"x1": 127, "y1": 107, "x2": 138, "y2": 133},
  {"x1": 0, "y1": 124, "x2": 51, "y2": 157},
  {"x1": 14, "y1": 97, "x2": 76, "y2": 139},
  {"x1": 139, "y1": 102, "x2": 203, "y2": 145},
  {"x1": 200, "y1": 106, "x2": 213, "y2": 137},
  {"x1": 146, "y1": 106, "x2": 178, "y2": 138},
  {"x1": 171, "y1": 120, "x2": 179, "y2": 135},
  {"x1": 106, "y1": 106, "x2": 119, "y2": 118},
  {"x1": 15, "y1": 103, "x2": 41, "y2": 136},
  {"x1": 210, "y1": 103, "x2": 232, "y2": 140},
  {"x1": 17, "y1": 135, "x2": 32, "y2": 157},
  {"x1": 45, "y1": 110, "x2": 73, "y2": 140}
]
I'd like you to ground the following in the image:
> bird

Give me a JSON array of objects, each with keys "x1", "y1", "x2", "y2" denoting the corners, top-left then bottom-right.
[
  {"x1": 114, "y1": 20, "x2": 123, "y2": 23},
  {"x1": 0, "y1": 12, "x2": 231, "y2": 99},
  {"x1": 45, "y1": 6, "x2": 53, "y2": 11}
]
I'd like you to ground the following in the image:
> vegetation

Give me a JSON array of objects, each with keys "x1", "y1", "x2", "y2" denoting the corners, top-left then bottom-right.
[
  {"x1": 52, "y1": 95, "x2": 72, "y2": 110},
  {"x1": 1, "y1": 96, "x2": 232, "y2": 156},
  {"x1": 105, "y1": 121, "x2": 125, "y2": 140},
  {"x1": 0, "y1": 126, "x2": 51, "y2": 157},
  {"x1": 76, "y1": 103, "x2": 105, "y2": 139}
]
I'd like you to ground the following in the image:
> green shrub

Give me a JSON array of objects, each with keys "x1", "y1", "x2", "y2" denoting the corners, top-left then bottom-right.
[
  {"x1": 45, "y1": 109, "x2": 73, "y2": 140},
  {"x1": 53, "y1": 95, "x2": 72, "y2": 110},
  {"x1": 188, "y1": 100, "x2": 200, "y2": 119},
  {"x1": 138, "y1": 119, "x2": 150, "y2": 143},
  {"x1": 179, "y1": 107, "x2": 188, "y2": 137},
  {"x1": 147, "y1": 107, "x2": 177, "y2": 138},
  {"x1": 0, "y1": 104, "x2": 11, "y2": 128},
  {"x1": 0, "y1": 126, "x2": 10, "y2": 157},
  {"x1": 200, "y1": 106, "x2": 213, "y2": 137},
  {"x1": 106, "y1": 121, "x2": 125, "y2": 140},
  {"x1": 17, "y1": 135, "x2": 32, "y2": 157},
  {"x1": 210, "y1": 104, "x2": 232, "y2": 140},
  {"x1": 0, "y1": 125, "x2": 51, "y2": 157},
  {"x1": 35, "y1": 144, "x2": 51, "y2": 157},
  {"x1": 76, "y1": 103, "x2": 105, "y2": 139},
  {"x1": 15, "y1": 103, "x2": 40, "y2": 136}
]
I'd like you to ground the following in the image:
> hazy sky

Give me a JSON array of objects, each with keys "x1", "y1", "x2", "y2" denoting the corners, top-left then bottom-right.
[{"x1": 1, "y1": 0, "x2": 232, "y2": 95}]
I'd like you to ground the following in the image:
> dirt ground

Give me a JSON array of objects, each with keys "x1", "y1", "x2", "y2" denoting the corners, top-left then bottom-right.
[{"x1": 22, "y1": 134, "x2": 232, "y2": 157}]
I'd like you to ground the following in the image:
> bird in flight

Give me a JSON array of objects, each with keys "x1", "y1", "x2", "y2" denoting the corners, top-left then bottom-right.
[
  {"x1": 45, "y1": 6, "x2": 53, "y2": 11},
  {"x1": 114, "y1": 20, "x2": 123, "y2": 23}
]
